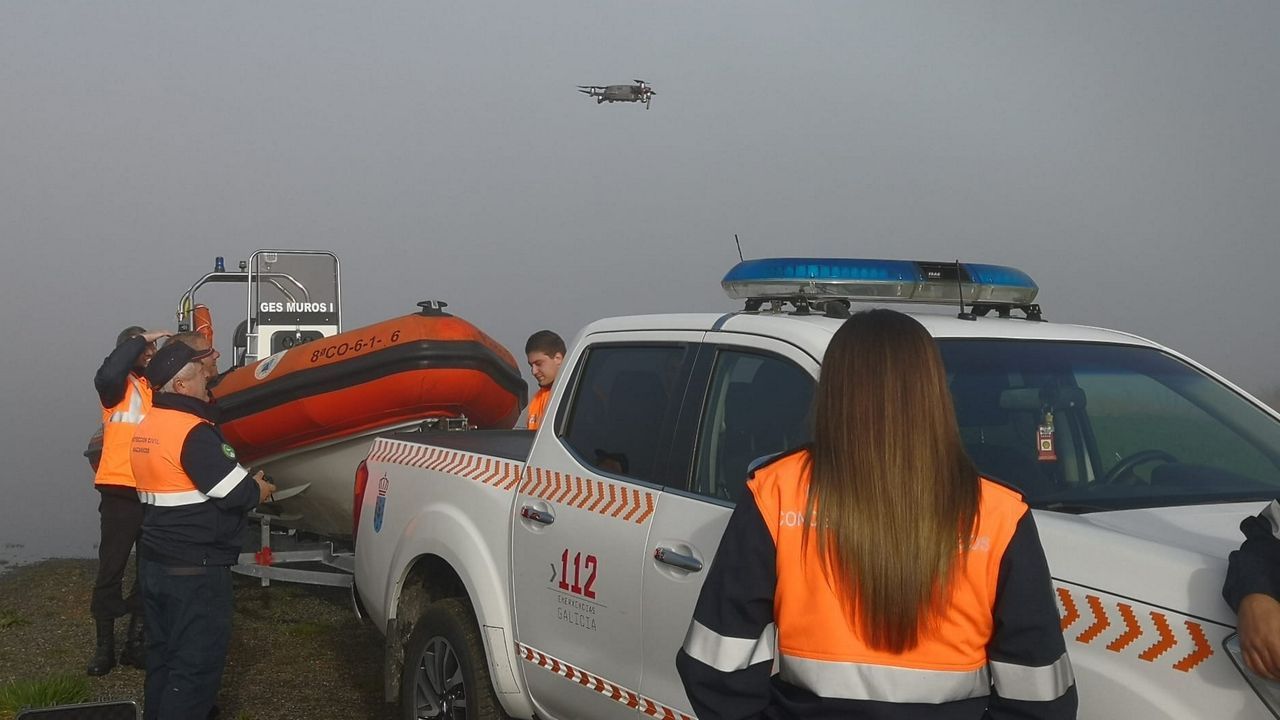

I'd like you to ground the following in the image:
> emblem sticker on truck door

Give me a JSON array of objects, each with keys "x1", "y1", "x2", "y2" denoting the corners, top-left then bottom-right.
[
  {"x1": 373, "y1": 475, "x2": 389, "y2": 533},
  {"x1": 551, "y1": 547, "x2": 601, "y2": 631}
]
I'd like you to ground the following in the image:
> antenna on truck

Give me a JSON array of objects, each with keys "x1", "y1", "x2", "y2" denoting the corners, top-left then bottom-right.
[{"x1": 734, "y1": 234, "x2": 744, "y2": 262}]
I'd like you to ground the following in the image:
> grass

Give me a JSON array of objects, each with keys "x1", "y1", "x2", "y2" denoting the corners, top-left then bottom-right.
[
  {"x1": 0, "y1": 611, "x2": 25, "y2": 630},
  {"x1": 0, "y1": 675, "x2": 91, "y2": 719},
  {"x1": 283, "y1": 620, "x2": 329, "y2": 639}
]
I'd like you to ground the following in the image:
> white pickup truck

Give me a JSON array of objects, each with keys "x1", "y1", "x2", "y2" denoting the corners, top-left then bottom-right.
[{"x1": 354, "y1": 258, "x2": 1280, "y2": 720}]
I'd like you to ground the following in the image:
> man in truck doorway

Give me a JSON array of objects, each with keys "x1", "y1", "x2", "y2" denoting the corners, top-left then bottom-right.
[{"x1": 524, "y1": 330, "x2": 565, "y2": 431}]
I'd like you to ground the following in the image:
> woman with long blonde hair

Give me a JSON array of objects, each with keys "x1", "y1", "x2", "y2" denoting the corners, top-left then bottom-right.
[{"x1": 678, "y1": 309, "x2": 1076, "y2": 719}]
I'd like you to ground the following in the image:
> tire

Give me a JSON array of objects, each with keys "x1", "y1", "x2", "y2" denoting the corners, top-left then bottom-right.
[{"x1": 400, "y1": 597, "x2": 509, "y2": 720}]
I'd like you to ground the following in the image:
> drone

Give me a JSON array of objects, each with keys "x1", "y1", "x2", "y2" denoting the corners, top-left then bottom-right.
[{"x1": 577, "y1": 80, "x2": 656, "y2": 109}]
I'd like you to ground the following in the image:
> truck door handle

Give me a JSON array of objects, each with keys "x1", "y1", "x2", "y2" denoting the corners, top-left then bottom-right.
[
  {"x1": 654, "y1": 546, "x2": 703, "y2": 572},
  {"x1": 520, "y1": 505, "x2": 555, "y2": 525}
]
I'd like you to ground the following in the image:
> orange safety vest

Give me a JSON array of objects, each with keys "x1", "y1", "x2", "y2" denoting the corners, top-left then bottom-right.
[
  {"x1": 94, "y1": 375, "x2": 153, "y2": 489},
  {"x1": 527, "y1": 386, "x2": 551, "y2": 430},
  {"x1": 748, "y1": 450, "x2": 1026, "y2": 703},
  {"x1": 131, "y1": 406, "x2": 210, "y2": 506}
]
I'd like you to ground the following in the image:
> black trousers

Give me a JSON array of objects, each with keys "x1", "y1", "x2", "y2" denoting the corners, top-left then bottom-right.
[
  {"x1": 142, "y1": 561, "x2": 233, "y2": 720},
  {"x1": 91, "y1": 487, "x2": 143, "y2": 619}
]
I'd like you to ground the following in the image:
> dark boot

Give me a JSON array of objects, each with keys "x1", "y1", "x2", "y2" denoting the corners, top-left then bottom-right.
[
  {"x1": 119, "y1": 613, "x2": 146, "y2": 669},
  {"x1": 85, "y1": 618, "x2": 116, "y2": 676}
]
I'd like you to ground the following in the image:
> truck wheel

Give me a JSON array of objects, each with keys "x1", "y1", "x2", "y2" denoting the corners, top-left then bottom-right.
[{"x1": 400, "y1": 597, "x2": 508, "y2": 720}]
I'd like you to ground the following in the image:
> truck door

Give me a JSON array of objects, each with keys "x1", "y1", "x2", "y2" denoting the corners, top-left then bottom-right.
[
  {"x1": 511, "y1": 333, "x2": 700, "y2": 720},
  {"x1": 639, "y1": 338, "x2": 818, "y2": 717}
]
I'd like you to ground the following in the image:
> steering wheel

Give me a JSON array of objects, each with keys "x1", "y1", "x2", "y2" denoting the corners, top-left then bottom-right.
[{"x1": 1100, "y1": 449, "x2": 1179, "y2": 485}]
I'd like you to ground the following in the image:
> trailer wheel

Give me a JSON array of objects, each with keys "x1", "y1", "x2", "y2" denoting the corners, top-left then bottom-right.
[{"x1": 400, "y1": 597, "x2": 508, "y2": 720}]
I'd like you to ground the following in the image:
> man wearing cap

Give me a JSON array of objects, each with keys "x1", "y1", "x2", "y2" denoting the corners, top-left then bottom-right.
[
  {"x1": 88, "y1": 325, "x2": 171, "y2": 676},
  {"x1": 164, "y1": 331, "x2": 222, "y2": 382},
  {"x1": 131, "y1": 342, "x2": 275, "y2": 720}
]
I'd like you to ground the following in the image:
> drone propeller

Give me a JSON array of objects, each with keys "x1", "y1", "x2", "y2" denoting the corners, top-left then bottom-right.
[{"x1": 634, "y1": 79, "x2": 647, "y2": 85}]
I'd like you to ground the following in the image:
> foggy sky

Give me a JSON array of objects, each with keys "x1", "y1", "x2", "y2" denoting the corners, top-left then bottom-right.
[{"x1": 2, "y1": 1, "x2": 1277, "y2": 561}]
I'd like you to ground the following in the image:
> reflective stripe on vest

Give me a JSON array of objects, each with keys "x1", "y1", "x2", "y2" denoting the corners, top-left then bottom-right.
[
  {"x1": 682, "y1": 620, "x2": 776, "y2": 672},
  {"x1": 746, "y1": 450, "x2": 1054, "y2": 705},
  {"x1": 990, "y1": 654, "x2": 1074, "y2": 702},
  {"x1": 684, "y1": 618, "x2": 1074, "y2": 704},
  {"x1": 131, "y1": 406, "x2": 246, "y2": 506},
  {"x1": 94, "y1": 375, "x2": 153, "y2": 488},
  {"x1": 778, "y1": 653, "x2": 991, "y2": 703},
  {"x1": 108, "y1": 376, "x2": 147, "y2": 423}
]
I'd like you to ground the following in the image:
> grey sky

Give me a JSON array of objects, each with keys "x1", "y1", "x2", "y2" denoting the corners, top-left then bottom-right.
[{"x1": 2, "y1": 1, "x2": 1277, "y2": 561}]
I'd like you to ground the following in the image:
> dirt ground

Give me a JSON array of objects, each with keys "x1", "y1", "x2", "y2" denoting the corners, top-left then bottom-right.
[{"x1": 0, "y1": 559, "x2": 390, "y2": 719}]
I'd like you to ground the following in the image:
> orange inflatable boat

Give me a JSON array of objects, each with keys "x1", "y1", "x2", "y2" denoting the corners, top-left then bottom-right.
[{"x1": 212, "y1": 306, "x2": 526, "y2": 464}]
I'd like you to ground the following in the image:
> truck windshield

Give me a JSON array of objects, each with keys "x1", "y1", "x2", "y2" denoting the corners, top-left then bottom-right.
[{"x1": 937, "y1": 340, "x2": 1280, "y2": 512}]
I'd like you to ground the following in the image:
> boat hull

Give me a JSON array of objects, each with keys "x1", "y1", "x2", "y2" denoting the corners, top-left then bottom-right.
[
  {"x1": 209, "y1": 309, "x2": 526, "y2": 536},
  {"x1": 213, "y1": 311, "x2": 526, "y2": 464},
  {"x1": 252, "y1": 428, "x2": 403, "y2": 538}
]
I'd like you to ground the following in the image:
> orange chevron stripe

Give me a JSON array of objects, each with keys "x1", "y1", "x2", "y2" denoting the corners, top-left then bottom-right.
[
  {"x1": 1057, "y1": 587, "x2": 1080, "y2": 631},
  {"x1": 557, "y1": 473, "x2": 574, "y2": 503},
  {"x1": 504, "y1": 463, "x2": 523, "y2": 490},
  {"x1": 465, "y1": 455, "x2": 483, "y2": 481},
  {"x1": 436, "y1": 450, "x2": 454, "y2": 472},
  {"x1": 374, "y1": 445, "x2": 520, "y2": 492},
  {"x1": 403, "y1": 446, "x2": 421, "y2": 467},
  {"x1": 1076, "y1": 595, "x2": 1110, "y2": 644},
  {"x1": 461, "y1": 453, "x2": 476, "y2": 475},
  {"x1": 1173, "y1": 621, "x2": 1213, "y2": 672},
  {"x1": 588, "y1": 481, "x2": 606, "y2": 512},
  {"x1": 1139, "y1": 612, "x2": 1177, "y2": 662},
  {"x1": 427, "y1": 449, "x2": 446, "y2": 470},
  {"x1": 608, "y1": 485, "x2": 626, "y2": 517},
  {"x1": 402, "y1": 445, "x2": 420, "y2": 466},
  {"x1": 385, "y1": 443, "x2": 404, "y2": 464},
  {"x1": 446, "y1": 451, "x2": 466, "y2": 475},
  {"x1": 568, "y1": 477, "x2": 585, "y2": 506},
  {"x1": 635, "y1": 492, "x2": 655, "y2": 523},
  {"x1": 433, "y1": 451, "x2": 453, "y2": 472},
  {"x1": 622, "y1": 489, "x2": 642, "y2": 520},
  {"x1": 1107, "y1": 603, "x2": 1142, "y2": 653},
  {"x1": 517, "y1": 641, "x2": 696, "y2": 718}
]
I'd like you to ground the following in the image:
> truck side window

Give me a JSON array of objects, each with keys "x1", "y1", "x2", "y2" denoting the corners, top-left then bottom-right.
[
  {"x1": 692, "y1": 350, "x2": 814, "y2": 503},
  {"x1": 561, "y1": 345, "x2": 687, "y2": 483}
]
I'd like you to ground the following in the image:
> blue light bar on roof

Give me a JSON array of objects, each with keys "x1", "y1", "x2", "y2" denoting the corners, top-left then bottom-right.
[{"x1": 722, "y1": 257, "x2": 1038, "y2": 307}]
